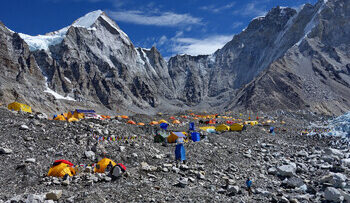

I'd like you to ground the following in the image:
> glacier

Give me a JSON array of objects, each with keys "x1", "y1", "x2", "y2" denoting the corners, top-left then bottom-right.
[{"x1": 329, "y1": 111, "x2": 350, "y2": 138}]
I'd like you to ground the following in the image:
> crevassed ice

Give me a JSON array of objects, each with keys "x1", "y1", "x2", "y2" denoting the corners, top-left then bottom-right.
[{"x1": 329, "y1": 111, "x2": 350, "y2": 138}]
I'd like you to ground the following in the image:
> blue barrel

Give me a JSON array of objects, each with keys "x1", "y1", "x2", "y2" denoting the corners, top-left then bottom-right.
[
  {"x1": 189, "y1": 122, "x2": 195, "y2": 131},
  {"x1": 191, "y1": 132, "x2": 200, "y2": 142}
]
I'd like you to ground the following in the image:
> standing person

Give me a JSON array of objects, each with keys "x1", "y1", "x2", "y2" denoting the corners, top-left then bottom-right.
[{"x1": 246, "y1": 178, "x2": 253, "y2": 196}]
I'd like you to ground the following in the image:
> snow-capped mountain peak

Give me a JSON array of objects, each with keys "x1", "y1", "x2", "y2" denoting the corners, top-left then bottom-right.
[{"x1": 72, "y1": 10, "x2": 103, "y2": 28}]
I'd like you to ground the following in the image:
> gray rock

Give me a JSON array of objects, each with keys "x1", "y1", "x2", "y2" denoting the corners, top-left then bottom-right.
[
  {"x1": 227, "y1": 185, "x2": 240, "y2": 194},
  {"x1": 84, "y1": 151, "x2": 95, "y2": 160},
  {"x1": 175, "y1": 178, "x2": 188, "y2": 188},
  {"x1": 324, "y1": 148, "x2": 343, "y2": 157},
  {"x1": 324, "y1": 187, "x2": 344, "y2": 202},
  {"x1": 46, "y1": 190, "x2": 62, "y2": 201},
  {"x1": 320, "y1": 173, "x2": 347, "y2": 188},
  {"x1": 277, "y1": 163, "x2": 296, "y2": 177},
  {"x1": 283, "y1": 177, "x2": 304, "y2": 188},
  {"x1": 0, "y1": 147, "x2": 12, "y2": 154},
  {"x1": 25, "y1": 158, "x2": 36, "y2": 163},
  {"x1": 20, "y1": 124, "x2": 29, "y2": 130}
]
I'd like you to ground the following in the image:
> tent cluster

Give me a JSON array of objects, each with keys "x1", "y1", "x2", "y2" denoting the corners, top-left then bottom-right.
[
  {"x1": 53, "y1": 109, "x2": 99, "y2": 122},
  {"x1": 47, "y1": 158, "x2": 126, "y2": 180}
]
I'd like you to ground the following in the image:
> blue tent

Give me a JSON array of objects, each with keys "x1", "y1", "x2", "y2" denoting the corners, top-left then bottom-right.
[
  {"x1": 160, "y1": 123, "x2": 168, "y2": 130},
  {"x1": 191, "y1": 132, "x2": 200, "y2": 142}
]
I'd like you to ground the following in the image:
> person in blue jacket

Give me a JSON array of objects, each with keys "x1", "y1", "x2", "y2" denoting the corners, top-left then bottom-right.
[{"x1": 246, "y1": 178, "x2": 253, "y2": 196}]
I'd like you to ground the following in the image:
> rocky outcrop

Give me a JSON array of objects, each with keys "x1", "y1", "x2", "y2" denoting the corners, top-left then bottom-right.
[{"x1": 228, "y1": 0, "x2": 350, "y2": 115}]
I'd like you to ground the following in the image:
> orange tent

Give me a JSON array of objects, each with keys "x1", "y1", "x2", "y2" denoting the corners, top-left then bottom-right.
[
  {"x1": 121, "y1": 115, "x2": 129, "y2": 119},
  {"x1": 150, "y1": 121, "x2": 158, "y2": 125},
  {"x1": 169, "y1": 116, "x2": 176, "y2": 120},
  {"x1": 127, "y1": 120, "x2": 136, "y2": 125},
  {"x1": 193, "y1": 117, "x2": 198, "y2": 120},
  {"x1": 172, "y1": 120, "x2": 181, "y2": 124},
  {"x1": 137, "y1": 122, "x2": 145, "y2": 126},
  {"x1": 209, "y1": 119, "x2": 216, "y2": 124}
]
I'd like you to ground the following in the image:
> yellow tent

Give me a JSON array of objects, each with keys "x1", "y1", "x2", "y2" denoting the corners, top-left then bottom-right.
[
  {"x1": 159, "y1": 119, "x2": 168, "y2": 124},
  {"x1": 94, "y1": 158, "x2": 116, "y2": 173},
  {"x1": 68, "y1": 117, "x2": 79, "y2": 122},
  {"x1": 216, "y1": 124, "x2": 230, "y2": 132},
  {"x1": 67, "y1": 111, "x2": 74, "y2": 119},
  {"x1": 199, "y1": 126, "x2": 215, "y2": 131},
  {"x1": 230, "y1": 123, "x2": 244, "y2": 131},
  {"x1": 8, "y1": 102, "x2": 32, "y2": 113},
  {"x1": 54, "y1": 115, "x2": 66, "y2": 121},
  {"x1": 73, "y1": 111, "x2": 85, "y2": 119},
  {"x1": 167, "y1": 132, "x2": 187, "y2": 143},
  {"x1": 47, "y1": 163, "x2": 76, "y2": 177},
  {"x1": 250, "y1": 121, "x2": 258, "y2": 126}
]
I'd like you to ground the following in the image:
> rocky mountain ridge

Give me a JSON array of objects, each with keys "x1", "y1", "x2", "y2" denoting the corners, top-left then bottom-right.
[{"x1": 0, "y1": 0, "x2": 349, "y2": 115}]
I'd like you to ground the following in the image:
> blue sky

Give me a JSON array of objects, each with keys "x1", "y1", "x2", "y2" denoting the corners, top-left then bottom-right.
[{"x1": 1, "y1": 0, "x2": 317, "y2": 58}]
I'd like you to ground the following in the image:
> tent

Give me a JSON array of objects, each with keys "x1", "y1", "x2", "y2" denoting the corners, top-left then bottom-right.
[
  {"x1": 54, "y1": 115, "x2": 66, "y2": 121},
  {"x1": 199, "y1": 126, "x2": 215, "y2": 131},
  {"x1": 169, "y1": 116, "x2": 175, "y2": 120},
  {"x1": 121, "y1": 115, "x2": 129, "y2": 119},
  {"x1": 167, "y1": 132, "x2": 187, "y2": 143},
  {"x1": 216, "y1": 124, "x2": 230, "y2": 132},
  {"x1": 94, "y1": 158, "x2": 116, "y2": 173},
  {"x1": 127, "y1": 120, "x2": 136, "y2": 125},
  {"x1": 149, "y1": 121, "x2": 159, "y2": 125},
  {"x1": 73, "y1": 109, "x2": 96, "y2": 119},
  {"x1": 172, "y1": 120, "x2": 181, "y2": 124},
  {"x1": 159, "y1": 119, "x2": 168, "y2": 124},
  {"x1": 47, "y1": 162, "x2": 75, "y2": 177},
  {"x1": 160, "y1": 122, "x2": 168, "y2": 130},
  {"x1": 68, "y1": 117, "x2": 79, "y2": 122},
  {"x1": 230, "y1": 123, "x2": 244, "y2": 131},
  {"x1": 137, "y1": 122, "x2": 145, "y2": 126},
  {"x1": 8, "y1": 102, "x2": 32, "y2": 113},
  {"x1": 189, "y1": 122, "x2": 195, "y2": 131}
]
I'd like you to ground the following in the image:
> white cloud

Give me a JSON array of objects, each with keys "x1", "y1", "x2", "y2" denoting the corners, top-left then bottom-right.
[
  {"x1": 233, "y1": 2, "x2": 267, "y2": 17},
  {"x1": 200, "y1": 3, "x2": 236, "y2": 13},
  {"x1": 107, "y1": 10, "x2": 202, "y2": 27},
  {"x1": 171, "y1": 35, "x2": 233, "y2": 56},
  {"x1": 232, "y1": 22, "x2": 244, "y2": 29},
  {"x1": 158, "y1": 35, "x2": 167, "y2": 46}
]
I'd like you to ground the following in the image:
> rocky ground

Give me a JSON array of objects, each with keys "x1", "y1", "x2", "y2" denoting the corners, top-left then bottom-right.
[{"x1": 0, "y1": 106, "x2": 349, "y2": 203}]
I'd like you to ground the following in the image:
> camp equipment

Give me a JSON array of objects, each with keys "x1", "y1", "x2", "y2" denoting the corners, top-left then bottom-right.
[
  {"x1": 94, "y1": 158, "x2": 116, "y2": 173},
  {"x1": 191, "y1": 132, "x2": 200, "y2": 142},
  {"x1": 168, "y1": 132, "x2": 187, "y2": 143},
  {"x1": 189, "y1": 122, "x2": 195, "y2": 131},
  {"x1": 216, "y1": 124, "x2": 230, "y2": 132},
  {"x1": 48, "y1": 160, "x2": 75, "y2": 177},
  {"x1": 230, "y1": 123, "x2": 244, "y2": 131},
  {"x1": 8, "y1": 102, "x2": 32, "y2": 113}
]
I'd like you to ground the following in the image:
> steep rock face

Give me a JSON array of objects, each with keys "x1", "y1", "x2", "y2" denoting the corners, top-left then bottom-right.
[
  {"x1": 0, "y1": 22, "x2": 48, "y2": 110},
  {"x1": 167, "y1": 55, "x2": 213, "y2": 104},
  {"x1": 31, "y1": 11, "x2": 175, "y2": 113},
  {"x1": 229, "y1": 0, "x2": 350, "y2": 115}
]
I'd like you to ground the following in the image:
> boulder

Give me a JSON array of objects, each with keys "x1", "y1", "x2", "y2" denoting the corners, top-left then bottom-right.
[
  {"x1": 19, "y1": 124, "x2": 29, "y2": 130},
  {"x1": 0, "y1": 147, "x2": 12, "y2": 154},
  {"x1": 320, "y1": 173, "x2": 347, "y2": 188},
  {"x1": 324, "y1": 187, "x2": 344, "y2": 202},
  {"x1": 277, "y1": 163, "x2": 296, "y2": 177},
  {"x1": 282, "y1": 177, "x2": 304, "y2": 188},
  {"x1": 324, "y1": 148, "x2": 343, "y2": 157},
  {"x1": 46, "y1": 190, "x2": 63, "y2": 201},
  {"x1": 84, "y1": 151, "x2": 95, "y2": 160}
]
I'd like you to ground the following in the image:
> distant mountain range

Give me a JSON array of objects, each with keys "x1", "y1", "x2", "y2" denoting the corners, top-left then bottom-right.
[{"x1": 0, "y1": 0, "x2": 349, "y2": 115}]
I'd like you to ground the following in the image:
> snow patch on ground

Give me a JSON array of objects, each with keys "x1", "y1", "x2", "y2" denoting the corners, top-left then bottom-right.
[
  {"x1": 44, "y1": 87, "x2": 75, "y2": 101},
  {"x1": 64, "y1": 77, "x2": 71, "y2": 83}
]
